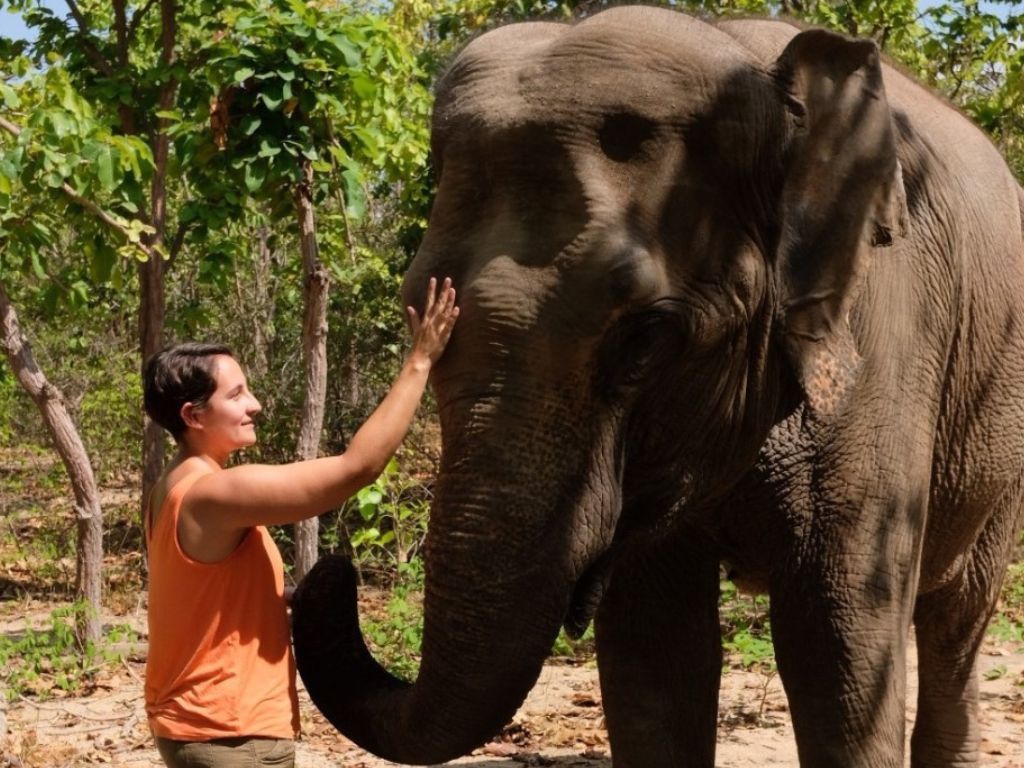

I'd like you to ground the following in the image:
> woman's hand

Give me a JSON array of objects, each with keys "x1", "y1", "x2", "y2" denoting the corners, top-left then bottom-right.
[{"x1": 407, "y1": 277, "x2": 459, "y2": 365}]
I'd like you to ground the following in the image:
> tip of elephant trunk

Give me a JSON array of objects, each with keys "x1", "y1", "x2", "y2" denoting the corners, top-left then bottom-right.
[
  {"x1": 292, "y1": 552, "x2": 570, "y2": 765},
  {"x1": 294, "y1": 554, "x2": 512, "y2": 765},
  {"x1": 291, "y1": 556, "x2": 410, "y2": 752}
]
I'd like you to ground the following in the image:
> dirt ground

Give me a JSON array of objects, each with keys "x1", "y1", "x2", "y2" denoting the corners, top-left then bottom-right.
[{"x1": 4, "y1": 603, "x2": 1024, "y2": 768}]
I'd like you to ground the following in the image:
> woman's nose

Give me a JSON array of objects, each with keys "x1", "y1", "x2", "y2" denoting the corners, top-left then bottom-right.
[{"x1": 249, "y1": 396, "x2": 262, "y2": 415}]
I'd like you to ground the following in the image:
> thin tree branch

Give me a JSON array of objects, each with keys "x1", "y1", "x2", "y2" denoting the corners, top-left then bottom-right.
[
  {"x1": 127, "y1": 0, "x2": 160, "y2": 43},
  {"x1": 147, "y1": 0, "x2": 178, "y2": 253},
  {"x1": 167, "y1": 218, "x2": 191, "y2": 266},
  {"x1": 113, "y1": 0, "x2": 129, "y2": 67},
  {"x1": 63, "y1": 0, "x2": 117, "y2": 77},
  {"x1": 0, "y1": 115, "x2": 153, "y2": 260}
]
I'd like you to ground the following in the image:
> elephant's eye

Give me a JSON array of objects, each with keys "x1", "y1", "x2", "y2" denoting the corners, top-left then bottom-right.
[
  {"x1": 597, "y1": 312, "x2": 677, "y2": 394},
  {"x1": 599, "y1": 113, "x2": 657, "y2": 163}
]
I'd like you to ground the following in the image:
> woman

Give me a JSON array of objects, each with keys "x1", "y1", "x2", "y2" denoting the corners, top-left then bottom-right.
[{"x1": 142, "y1": 277, "x2": 458, "y2": 767}]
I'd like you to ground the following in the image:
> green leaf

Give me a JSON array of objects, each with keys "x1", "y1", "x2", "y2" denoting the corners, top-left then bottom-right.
[
  {"x1": 257, "y1": 139, "x2": 281, "y2": 158},
  {"x1": 234, "y1": 67, "x2": 256, "y2": 84},
  {"x1": 243, "y1": 160, "x2": 267, "y2": 193},
  {"x1": 0, "y1": 83, "x2": 20, "y2": 109},
  {"x1": 240, "y1": 115, "x2": 261, "y2": 136},
  {"x1": 260, "y1": 84, "x2": 283, "y2": 110},
  {"x1": 350, "y1": 73, "x2": 376, "y2": 101},
  {"x1": 1, "y1": 155, "x2": 21, "y2": 184},
  {"x1": 341, "y1": 167, "x2": 365, "y2": 221},
  {"x1": 30, "y1": 249, "x2": 46, "y2": 279},
  {"x1": 96, "y1": 145, "x2": 116, "y2": 190},
  {"x1": 330, "y1": 35, "x2": 362, "y2": 67},
  {"x1": 328, "y1": 143, "x2": 350, "y2": 164},
  {"x1": 90, "y1": 239, "x2": 117, "y2": 283},
  {"x1": 985, "y1": 664, "x2": 1008, "y2": 681},
  {"x1": 70, "y1": 280, "x2": 90, "y2": 305},
  {"x1": 111, "y1": 136, "x2": 143, "y2": 179}
]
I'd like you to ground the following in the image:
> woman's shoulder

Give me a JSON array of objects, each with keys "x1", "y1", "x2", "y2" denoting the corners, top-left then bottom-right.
[
  {"x1": 167, "y1": 456, "x2": 215, "y2": 487},
  {"x1": 149, "y1": 458, "x2": 215, "y2": 528}
]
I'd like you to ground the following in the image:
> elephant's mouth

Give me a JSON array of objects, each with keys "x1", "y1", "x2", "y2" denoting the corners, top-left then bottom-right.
[{"x1": 563, "y1": 555, "x2": 613, "y2": 639}]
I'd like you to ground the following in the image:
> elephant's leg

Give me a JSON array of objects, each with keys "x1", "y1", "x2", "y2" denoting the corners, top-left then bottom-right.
[
  {"x1": 911, "y1": 591, "x2": 983, "y2": 768},
  {"x1": 595, "y1": 534, "x2": 721, "y2": 768},
  {"x1": 771, "y1": 534, "x2": 916, "y2": 767},
  {"x1": 910, "y1": 507, "x2": 1021, "y2": 768}
]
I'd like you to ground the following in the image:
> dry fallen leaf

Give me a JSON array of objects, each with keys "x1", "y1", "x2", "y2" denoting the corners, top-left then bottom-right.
[
  {"x1": 571, "y1": 692, "x2": 601, "y2": 708},
  {"x1": 982, "y1": 739, "x2": 1008, "y2": 755}
]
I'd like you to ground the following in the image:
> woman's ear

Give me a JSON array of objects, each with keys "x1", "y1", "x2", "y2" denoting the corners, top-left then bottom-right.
[
  {"x1": 772, "y1": 29, "x2": 900, "y2": 418},
  {"x1": 180, "y1": 402, "x2": 203, "y2": 431}
]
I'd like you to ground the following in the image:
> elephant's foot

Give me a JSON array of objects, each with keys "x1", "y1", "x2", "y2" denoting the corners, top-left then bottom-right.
[{"x1": 910, "y1": 683, "x2": 980, "y2": 768}]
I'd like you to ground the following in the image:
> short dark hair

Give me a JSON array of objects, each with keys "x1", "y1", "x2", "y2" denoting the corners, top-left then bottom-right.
[{"x1": 143, "y1": 342, "x2": 234, "y2": 441}]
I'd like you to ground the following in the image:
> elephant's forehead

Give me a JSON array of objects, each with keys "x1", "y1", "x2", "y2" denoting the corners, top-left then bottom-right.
[
  {"x1": 470, "y1": 254, "x2": 557, "y2": 321},
  {"x1": 436, "y1": 9, "x2": 755, "y2": 130}
]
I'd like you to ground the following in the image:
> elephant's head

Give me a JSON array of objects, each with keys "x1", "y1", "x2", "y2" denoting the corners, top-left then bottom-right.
[{"x1": 292, "y1": 7, "x2": 903, "y2": 763}]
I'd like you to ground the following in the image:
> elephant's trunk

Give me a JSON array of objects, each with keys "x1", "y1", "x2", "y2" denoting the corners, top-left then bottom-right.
[{"x1": 291, "y1": 472, "x2": 581, "y2": 765}]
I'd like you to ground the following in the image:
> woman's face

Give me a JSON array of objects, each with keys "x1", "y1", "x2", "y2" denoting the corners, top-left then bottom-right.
[{"x1": 187, "y1": 355, "x2": 262, "y2": 454}]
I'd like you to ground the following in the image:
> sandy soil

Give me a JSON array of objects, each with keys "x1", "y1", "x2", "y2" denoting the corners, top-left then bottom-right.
[{"x1": 5, "y1": 606, "x2": 1024, "y2": 768}]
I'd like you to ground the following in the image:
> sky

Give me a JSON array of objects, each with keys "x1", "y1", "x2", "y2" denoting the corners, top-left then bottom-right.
[
  {"x1": 1, "y1": 4, "x2": 44, "y2": 43},
  {"x1": 0, "y1": 0, "x2": 61, "y2": 43},
  {"x1": 0, "y1": 0, "x2": 1017, "y2": 43},
  {"x1": 0, "y1": 9, "x2": 32, "y2": 42}
]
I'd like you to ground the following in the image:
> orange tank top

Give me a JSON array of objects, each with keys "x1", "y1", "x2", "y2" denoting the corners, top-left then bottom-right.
[{"x1": 144, "y1": 469, "x2": 300, "y2": 740}]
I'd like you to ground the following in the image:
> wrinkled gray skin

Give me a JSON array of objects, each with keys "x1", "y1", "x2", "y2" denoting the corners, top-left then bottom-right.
[{"x1": 291, "y1": 7, "x2": 1024, "y2": 767}]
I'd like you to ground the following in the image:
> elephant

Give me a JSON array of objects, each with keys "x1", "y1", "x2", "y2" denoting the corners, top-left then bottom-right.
[{"x1": 291, "y1": 6, "x2": 1024, "y2": 767}]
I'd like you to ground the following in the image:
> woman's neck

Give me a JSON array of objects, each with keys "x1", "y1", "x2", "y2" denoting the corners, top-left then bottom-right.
[{"x1": 173, "y1": 446, "x2": 227, "y2": 471}]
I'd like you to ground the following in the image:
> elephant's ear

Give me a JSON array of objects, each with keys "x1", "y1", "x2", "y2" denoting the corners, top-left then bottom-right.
[{"x1": 772, "y1": 29, "x2": 903, "y2": 417}]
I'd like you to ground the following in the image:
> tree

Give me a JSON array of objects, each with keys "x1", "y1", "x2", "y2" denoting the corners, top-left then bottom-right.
[
  {"x1": 15, "y1": 0, "x2": 227, "y2": 514},
  {"x1": 0, "y1": 281, "x2": 104, "y2": 645},
  {"x1": 196, "y1": 0, "x2": 431, "y2": 577},
  {"x1": 0, "y1": 56, "x2": 153, "y2": 644}
]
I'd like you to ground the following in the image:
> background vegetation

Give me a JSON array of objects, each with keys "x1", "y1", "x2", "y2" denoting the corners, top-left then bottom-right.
[{"x1": 2, "y1": 0, "x2": 1024, "y2": 696}]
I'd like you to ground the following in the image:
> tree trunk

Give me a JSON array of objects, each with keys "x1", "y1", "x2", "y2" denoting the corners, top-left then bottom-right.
[
  {"x1": 0, "y1": 280, "x2": 104, "y2": 647},
  {"x1": 293, "y1": 158, "x2": 330, "y2": 579},
  {"x1": 139, "y1": 0, "x2": 178, "y2": 523},
  {"x1": 345, "y1": 336, "x2": 361, "y2": 412},
  {"x1": 139, "y1": 254, "x2": 165, "y2": 525}
]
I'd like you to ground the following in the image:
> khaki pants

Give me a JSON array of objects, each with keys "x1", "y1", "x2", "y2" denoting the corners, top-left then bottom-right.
[{"x1": 155, "y1": 736, "x2": 295, "y2": 767}]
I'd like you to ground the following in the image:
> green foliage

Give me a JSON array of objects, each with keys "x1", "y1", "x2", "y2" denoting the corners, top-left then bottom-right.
[
  {"x1": 0, "y1": 274, "x2": 140, "y2": 482},
  {"x1": 989, "y1": 560, "x2": 1024, "y2": 646},
  {"x1": 0, "y1": 602, "x2": 139, "y2": 700},
  {"x1": 347, "y1": 457, "x2": 429, "y2": 570},
  {"x1": 0, "y1": 364, "x2": 21, "y2": 445},
  {"x1": 912, "y1": 2, "x2": 1024, "y2": 178},
  {"x1": 0, "y1": 63, "x2": 156, "y2": 270},
  {"x1": 186, "y1": 0, "x2": 431, "y2": 233},
  {"x1": 362, "y1": 559, "x2": 425, "y2": 680},
  {"x1": 78, "y1": 366, "x2": 143, "y2": 482},
  {"x1": 551, "y1": 623, "x2": 596, "y2": 661},
  {"x1": 984, "y1": 662, "x2": 1009, "y2": 681},
  {"x1": 720, "y1": 580, "x2": 775, "y2": 672},
  {"x1": 988, "y1": 613, "x2": 1024, "y2": 645}
]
